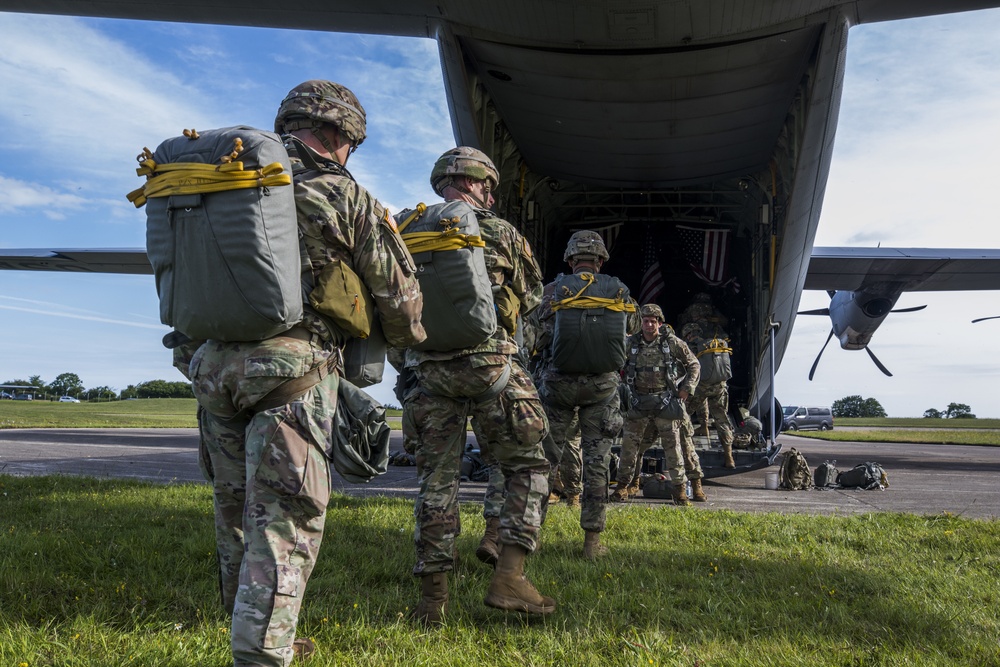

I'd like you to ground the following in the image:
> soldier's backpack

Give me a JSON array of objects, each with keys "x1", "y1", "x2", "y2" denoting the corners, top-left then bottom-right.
[
  {"x1": 813, "y1": 461, "x2": 839, "y2": 488},
  {"x1": 549, "y1": 272, "x2": 635, "y2": 373},
  {"x1": 130, "y1": 126, "x2": 302, "y2": 342},
  {"x1": 696, "y1": 337, "x2": 733, "y2": 385},
  {"x1": 837, "y1": 462, "x2": 888, "y2": 490},
  {"x1": 779, "y1": 448, "x2": 812, "y2": 490},
  {"x1": 395, "y1": 201, "x2": 497, "y2": 352}
]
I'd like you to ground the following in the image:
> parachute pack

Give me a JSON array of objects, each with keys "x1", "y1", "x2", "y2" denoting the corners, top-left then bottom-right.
[
  {"x1": 130, "y1": 126, "x2": 302, "y2": 342},
  {"x1": 395, "y1": 201, "x2": 497, "y2": 352},
  {"x1": 837, "y1": 462, "x2": 889, "y2": 490},
  {"x1": 813, "y1": 460, "x2": 840, "y2": 488},
  {"x1": 549, "y1": 272, "x2": 635, "y2": 374},
  {"x1": 779, "y1": 447, "x2": 812, "y2": 490},
  {"x1": 696, "y1": 337, "x2": 733, "y2": 384}
]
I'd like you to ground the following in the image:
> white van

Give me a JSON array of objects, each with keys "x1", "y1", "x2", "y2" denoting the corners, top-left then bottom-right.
[{"x1": 781, "y1": 405, "x2": 834, "y2": 431}]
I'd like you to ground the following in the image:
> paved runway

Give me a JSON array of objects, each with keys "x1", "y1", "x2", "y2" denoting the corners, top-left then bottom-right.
[{"x1": 1, "y1": 428, "x2": 998, "y2": 519}]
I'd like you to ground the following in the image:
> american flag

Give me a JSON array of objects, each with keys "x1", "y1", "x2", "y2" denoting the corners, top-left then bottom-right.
[
  {"x1": 637, "y1": 238, "x2": 664, "y2": 306},
  {"x1": 677, "y1": 224, "x2": 731, "y2": 286}
]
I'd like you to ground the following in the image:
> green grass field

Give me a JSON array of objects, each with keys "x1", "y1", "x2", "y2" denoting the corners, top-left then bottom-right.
[{"x1": 1, "y1": 475, "x2": 997, "y2": 666}]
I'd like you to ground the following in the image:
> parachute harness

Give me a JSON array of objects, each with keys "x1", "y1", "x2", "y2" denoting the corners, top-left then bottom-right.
[
  {"x1": 551, "y1": 272, "x2": 637, "y2": 313},
  {"x1": 126, "y1": 131, "x2": 292, "y2": 208}
]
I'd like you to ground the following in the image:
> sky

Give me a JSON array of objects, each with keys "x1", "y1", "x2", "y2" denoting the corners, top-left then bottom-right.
[{"x1": 1, "y1": 8, "x2": 999, "y2": 417}]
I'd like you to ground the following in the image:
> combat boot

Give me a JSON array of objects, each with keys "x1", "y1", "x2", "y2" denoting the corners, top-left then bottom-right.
[
  {"x1": 723, "y1": 442, "x2": 735, "y2": 469},
  {"x1": 609, "y1": 486, "x2": 628, "y2": 502},
  {"x1": 583, "y1": 530, "x2": 608, "y2": 560},
  {"x1": 411, "y1": 572, "x2": 448, "y2": 626},
  {"x1": 293, "y1": 637, "x2": 316, "y2": 662},
  {"x1": 566, "y1": 493, "x2": 581, "y2": 508},
  {"x1": 484, "y1": 544, "x2": 556, "y2": 615},
  {"x1": 548, "y1": 491, "x2": 562, "y2": 504},
  {"x1": 625, "y1": 480, "x2": 640, "y2": 498},
  {"x1": 671, "y1": 483, "x2": 691, "y2": 507},
  {"x1": 690, "y1": 478, "x2": 707, "y2": 502},
  {"x1": 476, "y1": 517, "x2": 501, "y2": 566}
]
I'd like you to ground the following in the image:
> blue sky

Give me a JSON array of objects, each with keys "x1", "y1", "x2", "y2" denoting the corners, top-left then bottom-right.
[{"x1": 1, "y1": 9, "x2": 999, "y2": 416}]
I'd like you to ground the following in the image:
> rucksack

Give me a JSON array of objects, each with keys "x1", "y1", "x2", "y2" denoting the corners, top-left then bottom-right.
[
  {"x1": 131, "y1": 126, "x2": 302, "y2": 342},
  {"x1": 779, "y1": 448, "x2": 811, "y2": 490},
  {"x1": 696, "y1": 337, "x2": 733, "y2": 384},
  {"x1": 837, "y1": 462, "x2": 888, "y2": 490},
  {"x1": 549, "y1": 272, "x2": 634, "y2": 373},
  {"x1": 813, "y1": 461, "x2": 839, "y2": 488},
  {"x1": 395, "y1": 201, "x2": 497, "y2": 352}
]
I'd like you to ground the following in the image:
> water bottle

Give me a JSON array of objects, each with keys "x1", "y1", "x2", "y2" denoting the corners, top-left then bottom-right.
[{"x1": 686, "y1": 480, "x2": 692, "y2": 498}]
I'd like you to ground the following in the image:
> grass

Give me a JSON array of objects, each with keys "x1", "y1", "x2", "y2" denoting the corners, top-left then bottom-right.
[
  {"x1": 0, "y1": 400, "x2": 403, "y2": 430},
  {"x1": 791, "y1": 418, "x2": 1000, "y2": 446},
  {"x1": 1, "y1": 474, "x2": 998, "y2": 666}
]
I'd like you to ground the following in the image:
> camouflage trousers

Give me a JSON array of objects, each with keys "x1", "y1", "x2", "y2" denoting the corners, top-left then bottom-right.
[
  {"x1": 540, "y1": 371, "x2": 622, "y2": 533},
  {"x1": 549, "y1": 414, "x2": 583, "y2": 496},
  {"x1": 191, "y1": 336, "x2": 336, "y2": 667},
  {"x1": 619, "y1": 408, "x2": 686, "y2": 488},
  {"x1": 677, "y1": 406, "x2": 705, "y2": 480},
  {"x1": 403, "y1": 353, "x2": 549, "y2": 576},
  {"x1": 690, "y1": 382, "x2": 735, "y2": 446}
]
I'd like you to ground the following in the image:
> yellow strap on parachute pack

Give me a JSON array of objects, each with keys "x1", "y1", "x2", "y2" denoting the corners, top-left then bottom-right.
[
  {"x1": 697, "y1": 338, "x2": 733, "y2": 358},
  {"x1": 126, "y1": 140, "x2": 292, "y2": 208},
  {"x1": 397, "y1": 202, "x2": 486, "y2": 254},
  {"x1": 551, "y1": 272, "x2": 637, "y2": 313}
]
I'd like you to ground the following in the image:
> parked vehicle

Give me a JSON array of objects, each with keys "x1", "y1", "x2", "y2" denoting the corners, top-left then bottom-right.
[
  {"x1": 0, "y1": 391, "x2": 13, "y2": 399},
  {"x1": 781, "y1": 405, "x2": 834, "y2": 431},
  {"x1": 13, "y1": 394, "x2": 34, "y2": 401},
  {"x1": 58, "y1": 396, "x2": 81, "y2": 403}
]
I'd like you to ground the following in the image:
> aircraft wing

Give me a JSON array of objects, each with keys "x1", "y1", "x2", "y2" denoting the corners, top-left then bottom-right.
[
  {"x1": 804, "y1": 247, "x2": 1000, "y2": 292},
  {"x1": 0, "y1": 249, "x2": 152, "y2": 275}
]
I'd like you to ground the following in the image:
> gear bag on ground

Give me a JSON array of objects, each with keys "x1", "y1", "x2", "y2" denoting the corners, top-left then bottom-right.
[
  {"x1": 395, "y1": 201, "x2": 497, "y2": 352},
  {"x1": 130, "y1": 126, "x2": 301, "y2": 342},
  {"x1": 550, "y1": 272, "x2": 634, "y2": 373},
  {"x1": 779, "y1": 447, "x2": 812, "y2": 490}
]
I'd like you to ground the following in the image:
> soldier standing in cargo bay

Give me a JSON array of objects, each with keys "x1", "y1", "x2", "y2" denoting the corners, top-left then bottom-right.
[
  {"x1": 183, "y1": 81, "x2": 426, "y2": 667},
  {"x1": 395, "y1": 147, "x2": 554, "y2": 624}
]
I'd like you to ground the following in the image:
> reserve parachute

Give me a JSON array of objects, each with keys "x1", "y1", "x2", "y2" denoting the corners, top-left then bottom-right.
[
  {"x1": 129, "y1": 126, "x2": 302, "y2": 342},
  {"x1": 394, "y1": 201, "x2": 497, "y2": 352},
  {"x1": 549, "y1": 272, "x2": 635, "y2": 373}
]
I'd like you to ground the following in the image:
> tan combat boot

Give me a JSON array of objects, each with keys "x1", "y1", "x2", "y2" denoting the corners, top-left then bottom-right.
[
  {"x1": 609, "y1": 485, "x2": 628, "y2": 502},
  {"x1": 583, "y1": 530, "x2": 609, "y2": 560},
  {"x1": 625, "y1": 480, "x2": 640, "y2": 498},
  {"x1": 671, "y1": 483, "x2": 691, "y2": 506},
  {"x1": 723, "y1": 442, "x2": 735, "y2": 469},
  {"x1": 476, "y1": 517, "x2": 501, "y2": 566},
  {"x1": 411, "y1": 572, "x2": 448, "y2": 626},
  {"x1": 484, "y1": 544, "x2": 556, "y2": 614},
  {"x1": 293, "y1": 637, "x2": 316, "y2": 662},
  {"x1": 690, "y1": 478, "x2": 707, "y2": 502},
  {"x1": 566, "y1": 493, "x2": 581, "y2": 508},
  {"x1": 548, "y1": 491, "x2": 562, "y2": 504}
]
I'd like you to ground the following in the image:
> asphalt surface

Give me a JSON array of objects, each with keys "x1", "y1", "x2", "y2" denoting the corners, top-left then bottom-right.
[{"x1": 1, "y1": 428, "x2": 998, "y2": 520}]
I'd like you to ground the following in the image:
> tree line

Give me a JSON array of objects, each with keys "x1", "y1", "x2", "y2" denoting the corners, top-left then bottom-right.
[
  {"x1": 2, "y1": 373, "x2": 193, "y2": 400},
  {"x1": 831, "y1": 394, "x2": 976, "y2": 419}
]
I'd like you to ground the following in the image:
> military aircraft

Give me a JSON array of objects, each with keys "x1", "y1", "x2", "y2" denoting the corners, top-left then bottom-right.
[{"x1": 3, "y1": 0, "x2": 1000, "y2": 477}]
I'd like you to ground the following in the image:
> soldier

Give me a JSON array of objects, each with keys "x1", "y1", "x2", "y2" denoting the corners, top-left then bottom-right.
[
  {"x1": 537, "y1": 231, "x2": 639, "y2": 559},
  {"x1": 183, "y1": 80, "x2": 426, "y2": 666},
  {"x1": 682, "y1": 321, "x2": 737, "y2": 468},
  {"x1": 613, "y1": 304, "x2": 701, "y2": 506},
  {"x1": 398, "y1": 147, "x2": 554, "y2": 624}
]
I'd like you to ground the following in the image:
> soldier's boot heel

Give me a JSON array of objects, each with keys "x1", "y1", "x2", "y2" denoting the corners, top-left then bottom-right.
[
  {"x1": 411, "y1": 572, "x2": 448, "y2": 626},
  {"x1": 484, "y1": 544, "x2": 556, "y2": 615},
  {"x1": 671, "y1": 484, "x2": 691, "y2": 506},
  {"x1": 690, "y1": 478, "x2": 708, "y2": 502},
  {"x1": 723, "y1": 443, "x2": 736, "y2": 469},
  {"x1": 476, "y1": 517, "x2": 501, "y2": 566},
  {"x1": 566, "y1": 494, "x2": 581, "y2": 508},
  {"x1": 583, "y1": 530, "x2": 609, "y2": 560}
]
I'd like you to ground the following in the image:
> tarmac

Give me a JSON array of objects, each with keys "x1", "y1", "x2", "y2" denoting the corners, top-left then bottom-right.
[{"x1": 1, "y1": 428, "x2": 998, "y2": 520}]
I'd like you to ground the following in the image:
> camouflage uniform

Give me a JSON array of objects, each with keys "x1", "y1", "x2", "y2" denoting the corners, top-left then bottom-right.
[
  {"x1": 549, "y1": 416, "x2": 583, "y2": 499},
  {"x1": 616, "y1": 327, "x2": 700, "y2": 496},
  {"x1": 401, "y1": 208, "x2": 549, "y2": 576},
  {"x1": 187, "y1": 81, "x2": 425, "y2": 667},
  {"x1": 683, "y1": 324, "x2": 736, "y2": 467},
  {"x1": 678, "y1": 292, "x2": 729, "y2": 338}
]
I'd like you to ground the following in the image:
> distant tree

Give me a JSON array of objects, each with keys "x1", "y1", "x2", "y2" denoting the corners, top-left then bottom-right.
[
  {"x1": 945, "y1": 402, "x2": 975, "y2": 419},
  {"x1": 132, "y1": 379, "x2": 194, "y2": 399},
  {"x1": 923, "y1": 408, "x2": 943, "y2": 419},
  {"x1": 87, "y1": 386, "x2": 118, "y2": 401},
  {"x1": 832, "y1": 395, "x2": 886, "y2": 418},
  {"x1": 48, "y1": 372, "x2": 84, "y2": 397},
  {"x1": 28, "y1": 375, "x2": 46, "y2": 388}
]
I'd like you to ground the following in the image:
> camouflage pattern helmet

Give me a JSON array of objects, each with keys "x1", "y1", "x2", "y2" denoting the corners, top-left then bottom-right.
[
  {"x1": 693, "y1": 292, "x2": 712, "y2": 304},
  {"x1": 430, "y1": 146, "x2": 499, "y2": 196},
  {"x1": 274, "y1": 80, "x2": 367, "y2": 147},
  {"x1": 563, "y1": 230, "x2": 610, "y2": 262},
  {"x1": 681, "y1": 322, "x2": 703, "y2": 338},
  {"x1": 639, "y1": 304, "x2": 664, "y2": 321}
]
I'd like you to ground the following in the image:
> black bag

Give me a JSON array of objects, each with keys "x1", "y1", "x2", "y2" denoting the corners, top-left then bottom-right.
[
  {"x1": 813, "y1": 461, "x2": 839, "y2": 488},
  {"x1": 837, "y1": 462, "x2": 888, "y2": 490}
]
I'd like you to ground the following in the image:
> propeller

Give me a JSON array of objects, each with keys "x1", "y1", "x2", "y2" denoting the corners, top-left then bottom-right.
[
  {"x1": 972, "y1": 316, "x2": 1000, "y2": 323},
  {"x1": 865, "y1": 346, "x2": 893, "y2": 377},
  {"x1": 808, "y1": 329, "x2": 835, "y2": 381},
  {"x1": 890, "y1": 305, "x2": 928, "y2": 314}
]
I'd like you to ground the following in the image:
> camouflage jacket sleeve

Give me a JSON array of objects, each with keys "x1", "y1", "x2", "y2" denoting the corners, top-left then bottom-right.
[
  {"x1": 293, "y1": 162, "x2": 426, "y2": 349},
  {"x1": 667, "y1": 331, "x2": 701, "y2": 395},
  {"x1": 479, "y1": 214, "x2": 544, "y2": 315},
  {"x1": 625, "y1": 295, "x2": 641, "y2": 335}
]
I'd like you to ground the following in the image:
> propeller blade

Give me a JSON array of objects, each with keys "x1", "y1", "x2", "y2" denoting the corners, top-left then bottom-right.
[
  {"x1": 808, "y1": 329, "x2": 835, "y2": 381},
  {"x1": 890, "y1": 305, "x2": 927, "y2": 313},
  {"x1": 797, "y1": 308, "x2": 831, "y2": 316},
  {"x1": 972, "y1": 316, "x2": 1000, "y2": 323},
  {"x1": 865, "y1": 346, "x2": 893, "y2": 377}
]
